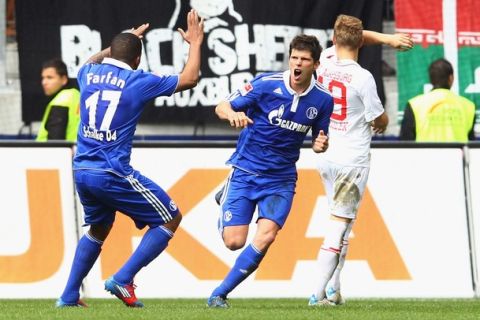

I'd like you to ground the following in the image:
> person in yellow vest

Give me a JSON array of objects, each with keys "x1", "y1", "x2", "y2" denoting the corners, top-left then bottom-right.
[
  {"x1": 400, "y1": 58, "x2": 476, "y2": 142},
  {"x1": 36, "y1": 59, "x2": 80, "y2": 142}
]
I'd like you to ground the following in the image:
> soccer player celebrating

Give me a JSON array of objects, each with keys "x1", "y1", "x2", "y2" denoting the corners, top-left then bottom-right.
[
  {"x1": 55, "y1": 10, "x2": 204, "y2": 308},
  {"x1": 207, "y1": 34, "x2": 334, "y2": 308},
  {"x1": 308, "y1": 15, "x2": 389, "y2": 306}
]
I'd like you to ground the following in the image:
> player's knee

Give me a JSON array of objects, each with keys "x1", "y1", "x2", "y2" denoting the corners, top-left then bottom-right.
[
  {"x1": 322, "y1": 218, "x2": 349, "y2": 250},
  {"x1": 175, "y1": 212, "x2": 183, "y2": 224},
  {"x1": 89, "y1": 224, "x2": 112, "y2": 242},
  {"x1": 224, "y1": 237, "x2": 246, "y2": 251},
  {"x1": 255, "y1": 229, "x2": 278, "y2": 248},
  {"x1": 164, "y1": 213, "x2": 182, "y2": 233},
  {"x1": 264, "y1": 231, "x2": 278, "y2": 245}
]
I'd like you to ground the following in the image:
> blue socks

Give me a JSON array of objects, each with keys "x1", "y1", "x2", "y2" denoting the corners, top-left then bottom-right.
[
  {"x1": 211, "y1": 244, "x2": 264, "y2": 298},
  {"x1": 60, "y1": 233, "x2": 102, "y2": 303},
  {"x1": 60, "y1": 226, "x2": 173, "y2": 303},
  {"x1": 114, "y1": 226, "x2": 172, "y2": 285}
]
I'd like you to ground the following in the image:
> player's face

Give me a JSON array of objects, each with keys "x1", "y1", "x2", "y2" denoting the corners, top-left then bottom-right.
[
  {"x1": 289, "y1": 49, "x2": 319, "y2": 91},
  {"x1": 41, "y1": 67, "x2": 67, "y2": 96}
]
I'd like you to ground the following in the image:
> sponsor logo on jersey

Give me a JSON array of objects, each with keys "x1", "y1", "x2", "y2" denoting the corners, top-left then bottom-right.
[
  {"x1": 169, "y1": 200, "x2": 178, "y2": 211},
  {"x1": 306, "y1": 107, "x2": 318, "y2": 120},
  {"x1": 240, "y1": 82, "x2": 253, "y2": 96},
  {"x1": 224, "y1": 210, "x2": 233, "y2": 222},
  {"x1": 273, "y1": 87, "x2": 283, "y2": 95},
  {"x1": 268, "y1": 106, "x2": 311, "y2": 133},
  {"x1": 278, "y1": 104, "x2": 285, "y2": 117}
]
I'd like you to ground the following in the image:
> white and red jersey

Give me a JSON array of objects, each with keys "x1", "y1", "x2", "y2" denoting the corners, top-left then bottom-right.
[{"x1": 317, "y1": 46, "x2": 384, "y2": 167}]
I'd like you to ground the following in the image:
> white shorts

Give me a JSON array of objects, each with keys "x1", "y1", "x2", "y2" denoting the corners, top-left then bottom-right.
[{"x1": 317, "y1": 158, "x2": 370, "y2": 219}]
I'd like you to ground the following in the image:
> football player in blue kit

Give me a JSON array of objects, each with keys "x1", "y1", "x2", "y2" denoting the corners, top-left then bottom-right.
[
  {"x1": 207, "y1": 34, "x2": 334, "y2": 308},
  {"x1": 56, "y1": 10, "x2": 204, "y2": 308}
]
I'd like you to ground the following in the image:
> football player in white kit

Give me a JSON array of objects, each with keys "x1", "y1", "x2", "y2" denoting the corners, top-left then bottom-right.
[{"x1": 309, "y1": 14, "x2": 389, "y2": 306}]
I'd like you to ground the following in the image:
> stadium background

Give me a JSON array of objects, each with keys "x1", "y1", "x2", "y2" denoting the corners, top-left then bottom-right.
[
  {"x1": 2, "y1": 0, "x2": 480, "y2": 138},
  {"x1": 1, "y1": 0, "x2": 480, "y2": 301}
]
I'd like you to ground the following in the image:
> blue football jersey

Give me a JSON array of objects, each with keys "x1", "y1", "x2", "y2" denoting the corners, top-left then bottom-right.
[
  {"x1": 74, "y1": 58, "x2": 178, "y2": 176},
  {"x1": 227, "y1": 70, "x2": 333, "y2": 179}
]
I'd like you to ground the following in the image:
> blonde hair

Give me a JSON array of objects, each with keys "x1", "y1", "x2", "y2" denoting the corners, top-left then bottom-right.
[{"x1": 334, "y1": 14, "x2": 363, "y2": 50}]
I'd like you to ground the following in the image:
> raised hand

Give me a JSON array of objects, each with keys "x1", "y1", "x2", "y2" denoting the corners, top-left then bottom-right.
[
  {"x1": 130, "y1": 23, "x2": 150, "y2": 39},
  {"x1": 178, "y1": 9, "x2": 205, "y2": 46}
]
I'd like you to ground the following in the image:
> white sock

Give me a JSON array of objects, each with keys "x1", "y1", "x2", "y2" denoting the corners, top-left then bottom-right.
[
  {"x1": 315, "y1": 219, "x2": 348, "y2": 299},
  {"x1": 327, "y1": 220, "x2": 354, "y2": 291},
  {"x1": 327, "y1": 239, "x2": 348, "y2": 291}
]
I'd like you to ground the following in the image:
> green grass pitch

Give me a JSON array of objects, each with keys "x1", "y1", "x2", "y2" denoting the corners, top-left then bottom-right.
[{"x1": 1, "y1": 298, "x2": 480, "y2": 320}]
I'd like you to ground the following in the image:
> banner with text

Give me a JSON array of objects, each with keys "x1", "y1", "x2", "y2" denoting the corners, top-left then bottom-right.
[
  {"x1": 395, "y1": 0, "x2": 480, "y2": 123},
  {"x1": 16, "y1": 0, "x2": 384, "y2": 125},
  {"x1": 0, "y1": 146, "x2": 473, "y2": 298}
]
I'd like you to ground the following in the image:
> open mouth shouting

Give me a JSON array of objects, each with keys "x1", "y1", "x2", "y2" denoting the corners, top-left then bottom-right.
[{"x1": 293, "y1": 68, "x2": 302, "y2": 80}]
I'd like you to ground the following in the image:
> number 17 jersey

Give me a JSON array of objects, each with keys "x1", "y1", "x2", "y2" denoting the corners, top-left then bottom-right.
[
  {"x1": 74, "y1": 58, "x2": 178, "y2": 176},
  {"x1": 317, "y1": 46, "x2": 384, "y2": 167}
]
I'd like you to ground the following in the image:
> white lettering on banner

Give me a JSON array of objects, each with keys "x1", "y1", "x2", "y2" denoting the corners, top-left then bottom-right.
[
  {"x1": 145, "y1": 28, "x2": 177, "y2": 75},
  {"x1": 397, "y1": 28, "x2": 480, "y2": 47},
  {"x1": 60, "y1": 25, "x2": 102, "y2": 77},
  {"x1": 458, "y1": 31, "x2": 480, "y2": 46},
  {"x1": 155, "y1": 73, "x2": 252, "y2": 107},
  {"x1": 396, "y1": 28, "x2": 443, "y2": 47},
  {"x1": 208, "y1": 28, "x2": 237, "y2": 75},
  {"x1": 60, "y1": 23, "x2": 333, "y2": 107}
]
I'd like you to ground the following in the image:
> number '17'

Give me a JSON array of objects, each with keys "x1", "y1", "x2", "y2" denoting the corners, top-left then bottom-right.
[{"x1": 85, "y1": 90, "x2": 122, "y2": 130}]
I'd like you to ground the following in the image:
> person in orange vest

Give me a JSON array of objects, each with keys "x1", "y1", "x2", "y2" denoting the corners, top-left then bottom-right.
[{"x1": 400, "y1": 58, "x2": 476, "y2": 142}]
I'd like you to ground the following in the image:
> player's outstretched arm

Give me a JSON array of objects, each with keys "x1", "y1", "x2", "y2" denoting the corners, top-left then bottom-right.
[
  {"x1": 371, "y1": 112, "x2": 389, "y2": 134},
  {"x1": 176, "y1": 9, "x2": 205, "y2": 92},
  {"x1": 85, "y1": 23, "x2": 150, "y2": 64},
  {"x1": 362, "y1": 30, "x2": 413, "y2": 51},
  {"x1": 216, "y1": 100, "x2": 253, "y2": 129},
  {"x1": 312, "y1": 130, "x2": 329, "y2": 153}
]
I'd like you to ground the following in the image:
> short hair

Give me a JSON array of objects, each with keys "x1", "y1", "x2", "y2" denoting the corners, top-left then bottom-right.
[
  {"x1": 428, "y1": 58, "x2": 453, "y2": 89},
  {"x1": 334, "y1": 14, "x2": 363, "y2": 50},
  {"x1": 42, "y1": 58, "x2": 68, "y2": 77},
  {"x1": 110, "y1": 32, "x2": 142, "y2": 64},
  {"x1": 289, "y1": 34, "x2": 322, "y2": 62}
]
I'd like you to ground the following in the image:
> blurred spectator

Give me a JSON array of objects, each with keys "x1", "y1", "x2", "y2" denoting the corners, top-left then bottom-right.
[
  {"x1": 36, "y1": 58, "x2": 80, "y2": 142},
  {"x1": 399, "y1": 58, "x2": 476, "y2": 142}
]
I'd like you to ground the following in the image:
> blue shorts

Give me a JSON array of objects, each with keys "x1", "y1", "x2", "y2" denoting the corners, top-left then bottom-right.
[
  {"x1": 217, "y1": 168, "x2": 296, "y2": 232},
  {"x1": 74, "y1": 169, "x2": 179, "y2": 229}
]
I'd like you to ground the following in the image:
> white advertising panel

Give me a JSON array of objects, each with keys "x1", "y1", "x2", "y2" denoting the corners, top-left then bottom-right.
[
  {"x1": 336, "y1": 148, "x2": 471, "y2": 298},
  {"x1": 79, "y1": 147, "x2": 473, "y2": 298},
  {"x1": 0, "y1": 146, "x2": 473, "y2": 299},
  {"x1": 468, "y1": 147, "x2": 480, "y2": 292},
  {"x1": 0, "y1": 147, "x2": 78, "y2": 298}
]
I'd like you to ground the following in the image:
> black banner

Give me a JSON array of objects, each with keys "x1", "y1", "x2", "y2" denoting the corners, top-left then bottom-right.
[{"x1": 16, "y1": 0, "x2": 384, "y2": 125}]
